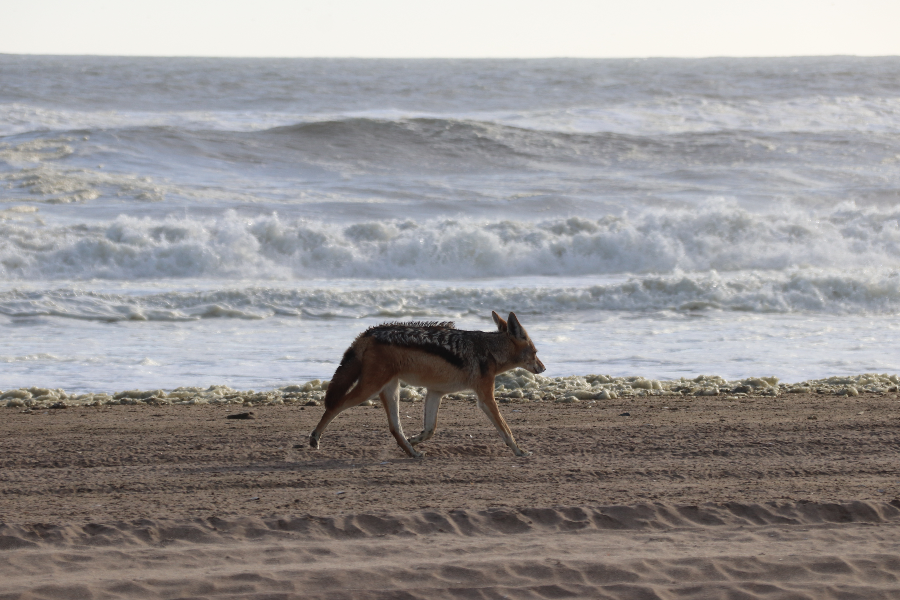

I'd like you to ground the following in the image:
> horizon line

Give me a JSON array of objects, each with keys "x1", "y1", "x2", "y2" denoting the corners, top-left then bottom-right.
[{"x1": 3, "y1": 52, "x2": 900, "y2": 61}]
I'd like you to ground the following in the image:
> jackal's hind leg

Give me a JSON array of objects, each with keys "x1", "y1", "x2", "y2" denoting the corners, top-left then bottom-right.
[
  {"x1": 408, "y1": 390, "x2": 443, "y2": 446},
  {"x1": 380, "y1": 379, "x2": 423, "y2": 458},
  {"x1": 309, "y1": 367, "x2": 391, "y2": 449},
  {"x1": 309, "y1": 408, "x2": 338, "y2": 449}
]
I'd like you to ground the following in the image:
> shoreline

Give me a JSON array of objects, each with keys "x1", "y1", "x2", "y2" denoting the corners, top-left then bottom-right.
[{"x1": 2, "y1": 370, "x2": 898, "y2": 409}]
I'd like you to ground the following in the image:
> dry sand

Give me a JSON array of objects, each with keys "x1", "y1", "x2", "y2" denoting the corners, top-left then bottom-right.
[{"x1": 2, "y1": 391, "x2": 900, "y2": 599}]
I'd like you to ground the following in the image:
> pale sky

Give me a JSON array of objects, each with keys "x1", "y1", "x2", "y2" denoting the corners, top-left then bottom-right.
[{"x1": 3, "y1": 0, "x2": 899, "y2": 58}]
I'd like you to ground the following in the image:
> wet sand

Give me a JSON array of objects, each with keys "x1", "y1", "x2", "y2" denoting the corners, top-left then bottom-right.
[{"x1": 2, "y1": 391, "x2": 900, "y2": 599}]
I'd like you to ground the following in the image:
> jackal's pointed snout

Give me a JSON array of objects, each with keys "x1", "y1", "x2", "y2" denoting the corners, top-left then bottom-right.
[{"x1": 522, "y1": 355, "x2": 545, "y2": 375}]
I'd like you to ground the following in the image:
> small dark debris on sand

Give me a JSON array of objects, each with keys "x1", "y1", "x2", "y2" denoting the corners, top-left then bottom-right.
[{"x1": 226, "y1": 411, "x2": 256, "y2": 420}]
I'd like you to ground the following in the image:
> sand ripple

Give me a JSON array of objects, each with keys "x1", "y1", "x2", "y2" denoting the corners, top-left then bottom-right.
[{"x1": 3, "y1": 502, "x2": 900, "y2": 599}]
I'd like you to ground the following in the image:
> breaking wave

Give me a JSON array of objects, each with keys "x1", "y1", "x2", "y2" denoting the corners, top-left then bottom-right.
[{"x1": 2, "y1": 201, "x2": 900, "y2": 282}]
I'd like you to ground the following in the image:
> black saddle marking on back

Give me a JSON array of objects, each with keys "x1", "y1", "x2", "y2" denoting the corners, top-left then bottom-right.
[{"x1": 364, "y1": 322, "x2": 467, "y2": 369}]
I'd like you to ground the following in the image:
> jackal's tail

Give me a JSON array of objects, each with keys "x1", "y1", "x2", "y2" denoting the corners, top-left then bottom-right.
[{"x1": 323, "y1": 347, "x2": 362, "y2": 409}]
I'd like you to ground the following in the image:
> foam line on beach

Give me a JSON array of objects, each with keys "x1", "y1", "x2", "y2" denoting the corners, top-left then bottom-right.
[{"x1": 2, "y1": 371, "x2": 898, "y2": 409}]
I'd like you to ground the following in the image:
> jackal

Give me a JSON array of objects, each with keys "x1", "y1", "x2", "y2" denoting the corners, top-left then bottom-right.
[{"x1": 309, "y1": 311, "x2": 545, "y2": 458}]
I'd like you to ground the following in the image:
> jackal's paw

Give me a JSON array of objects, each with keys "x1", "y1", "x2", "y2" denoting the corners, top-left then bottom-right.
[
  {"x1": 514, "y1": 448, "x2": 533, "y2": 457},
  {"x1": 309, "y1": 433, "x2": 320, "y2": 449},
  {"x1": 406, "y1": 448, "x2": 425, "y2": 459},
  {"x1": 407, "y1": 435, "x2": 423, "y2": 446}
]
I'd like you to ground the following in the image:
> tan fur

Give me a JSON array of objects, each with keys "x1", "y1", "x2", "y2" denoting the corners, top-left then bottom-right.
[{"x1": 309, "y1": 311, "x2": 545, "y2": 457}]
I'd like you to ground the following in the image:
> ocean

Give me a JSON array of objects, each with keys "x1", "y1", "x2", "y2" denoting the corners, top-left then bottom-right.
[{"x1": 2, "y1": 55, "x2": 900, "y2": 393}]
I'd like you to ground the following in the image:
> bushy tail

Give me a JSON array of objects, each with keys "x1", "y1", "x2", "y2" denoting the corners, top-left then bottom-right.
[{"x1": 324, "y1": 347, "x2": 362, "y2": 409}]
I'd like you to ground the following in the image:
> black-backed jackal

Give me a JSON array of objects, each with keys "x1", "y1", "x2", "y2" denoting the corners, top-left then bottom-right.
[{"x1": 309, "y1": 311, "x2": 545, "y2": 457}]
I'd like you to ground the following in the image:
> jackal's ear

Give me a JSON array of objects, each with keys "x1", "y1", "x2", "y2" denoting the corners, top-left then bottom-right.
[
  {"x1": 492, "y1": 310, "x2": 508, "y2": 332},
  {"x1": 507, "y1": 312, "x2": 527, "y2": 340}
]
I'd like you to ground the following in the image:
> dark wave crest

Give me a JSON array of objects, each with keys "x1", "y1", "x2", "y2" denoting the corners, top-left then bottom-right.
[{"x1": 38, "y1": 116, "x2": 894, "y2": 178}]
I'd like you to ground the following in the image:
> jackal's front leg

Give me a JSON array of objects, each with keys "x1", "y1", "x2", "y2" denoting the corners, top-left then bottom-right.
[{"x1": 474, "y1": 382, "x2": 532, "y2": 457}]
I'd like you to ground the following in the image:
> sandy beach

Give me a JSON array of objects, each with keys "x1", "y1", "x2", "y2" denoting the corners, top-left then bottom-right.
[{"x1": 2, "y1": 388, "x2": 900, "y2": 599}]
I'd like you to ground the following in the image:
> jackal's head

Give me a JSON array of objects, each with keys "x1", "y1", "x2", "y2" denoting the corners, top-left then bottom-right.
[{"x1": 491, "y1": 311, "x2": 546, "y2": 375}]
